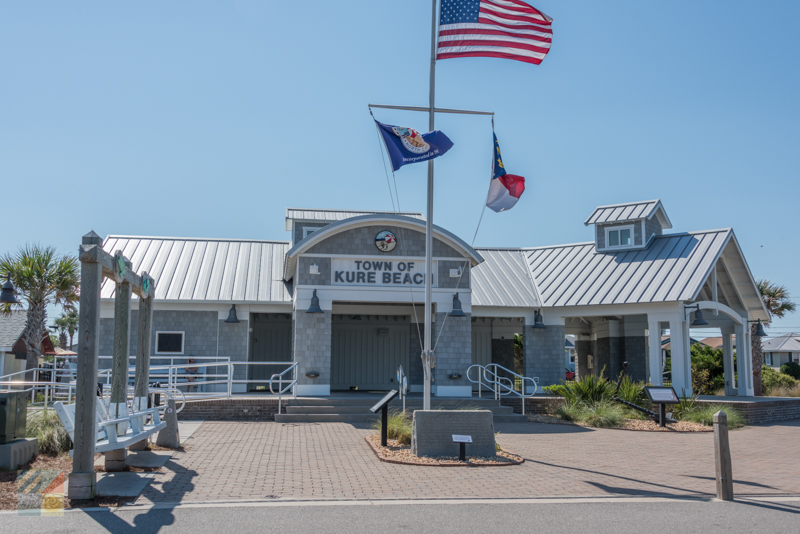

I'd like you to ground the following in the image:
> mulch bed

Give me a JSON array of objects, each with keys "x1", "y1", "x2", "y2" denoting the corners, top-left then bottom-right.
[
  {"x1": 1, "y1": 446, "x2": 179, "y2": 511},
  {"x1": 527, "y1": 413, "x2": 711, "y2": 432},
  {"x1": 365, "y1": 435, "x2": 524, "y2": 466}
]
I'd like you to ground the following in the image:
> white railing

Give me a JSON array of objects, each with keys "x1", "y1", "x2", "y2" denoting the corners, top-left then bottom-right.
[
  {"x1": 467, "y1": 363, "x2": 538, "y2": 415},
  {"x1": 0, "y1": 357, "x2": 298, "y2": 411}
]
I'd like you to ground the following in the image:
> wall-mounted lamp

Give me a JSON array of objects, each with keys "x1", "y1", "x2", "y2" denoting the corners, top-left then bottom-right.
[
  {"x1": 533, "y1": 309, "x2": 546, "y2": 329},
  {"x1": 306, "y1": 289, "x2": 323, "y2": 314},
  {"x1": 749, "y1": 318, "x2": 767, "y2": 337},
  {"x1": 684, "y1": 304, "x2": 709, "y2": 326},
  {"x1": 0, "y1": 274, "x2": 19, "y2": 304},
  {"x1": 448, "y1": 293, "x2": 466, "y2": 317},
  {"x1": 225, "y1": 304, "x2": 240, "y2": 323}
]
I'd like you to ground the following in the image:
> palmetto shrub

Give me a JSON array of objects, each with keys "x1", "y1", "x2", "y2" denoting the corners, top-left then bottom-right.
[
  {"x1": 615, "y1": 375, "x2": 647, "y2": 405},
  {"x1": 762, "y1": 366, "x2": 799, "y2": 395},
  {"x1": 372, "y1": 410, "x2": 412, "y2": 445},
  {"x1": 549, "y1": 373, "x2": 615, "y2": 405}
]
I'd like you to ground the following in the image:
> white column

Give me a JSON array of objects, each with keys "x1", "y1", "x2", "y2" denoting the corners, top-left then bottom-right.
[
  {"x1": 669, "y1": 318, "x2": 691, "y2": 396},
  {"x1": 735, "y1": 321, "x2": 754, "y2": 397},
  {"x1": 682, "y1": 320, "x2": 693, "y2": 395},
  {"x1": 721, "y1": 327, "x2": 736, "y2": 396},
  {"x1": 647, "y1": 318, "x2": 663, "y2": 385}
]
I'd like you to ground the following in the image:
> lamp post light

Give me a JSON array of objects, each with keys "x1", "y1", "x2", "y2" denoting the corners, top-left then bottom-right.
[{"x1": 0, "y1": 274, "x2": 19, "y2": 304}]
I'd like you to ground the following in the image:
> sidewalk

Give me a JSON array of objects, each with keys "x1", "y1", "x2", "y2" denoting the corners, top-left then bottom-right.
[{"x1": 138, "y1": 419, "x2": 800, "y2": 504}]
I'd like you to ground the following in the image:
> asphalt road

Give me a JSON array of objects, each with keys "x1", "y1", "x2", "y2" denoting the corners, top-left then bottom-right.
[{"x1": 3, "y1": 498, "x2": 799, "y2": 533}]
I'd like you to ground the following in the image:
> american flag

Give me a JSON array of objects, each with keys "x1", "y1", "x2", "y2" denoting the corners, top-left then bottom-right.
[{"x1": 437, "y1": 0, "x2": 553, "y2": 65}]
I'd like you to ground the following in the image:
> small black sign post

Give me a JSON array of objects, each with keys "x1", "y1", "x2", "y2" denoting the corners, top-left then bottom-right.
[
  {"x1": 452, "y1": 435, "x2": 472, "y2": 461},
  {"x1": 644, "y1": 386, "x2": 681, "y2": 427},
  {"x1": 370, "y1": 390, "x2": 399, "y2": 446}
]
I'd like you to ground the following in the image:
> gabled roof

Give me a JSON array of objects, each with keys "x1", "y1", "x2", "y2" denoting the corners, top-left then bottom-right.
[
  {"x1": 471, "y1": 249, "x2": 541, "y2": 308},
  {"x1": 762, "y1": 334, "x2": 800, "y2": 353},
  {"x1": 0, "y1": 310, "x2": 28, "y2": 351},
  {"x1": 285, "y1": 208, "x2": 424, "y2": 231},
  {"x1": 526, "y1": 229, "x2": 734, "y2": 308},
  {"x1": 284, "y1": 214, "x2": 483, "y2": 281},
  {"x1": 101, "y1": 236, "x2": 292, "y2": 303},
  {"x1": 584, "y1": 199, "x2": 672, "y2": 229}
]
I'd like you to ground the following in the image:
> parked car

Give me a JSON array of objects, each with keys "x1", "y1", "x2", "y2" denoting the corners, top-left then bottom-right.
[{"x1": 566, "y1": 367, "x2": 576, "y2": 381}]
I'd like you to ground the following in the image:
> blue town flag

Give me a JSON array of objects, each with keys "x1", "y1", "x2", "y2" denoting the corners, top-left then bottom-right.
[{"x1": 375, "y1": 120, "x2": 454, "y2": 171}]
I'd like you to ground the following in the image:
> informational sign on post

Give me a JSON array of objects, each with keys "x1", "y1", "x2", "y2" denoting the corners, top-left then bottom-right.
[{"x1": 644, "y1": 386, "x2": 680, "y2": 404}]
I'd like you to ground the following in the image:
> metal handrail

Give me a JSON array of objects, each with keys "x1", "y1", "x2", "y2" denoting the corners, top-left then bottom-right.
[
  {"x1": 466, "y1": 363, "x2": 539, "y2": 415},
  {"x1": 396, "y1": 365, "x2": 408, "y2": 413},
  {"x1": 269, "y1": 362, "x2": 298, "y2": 415}
]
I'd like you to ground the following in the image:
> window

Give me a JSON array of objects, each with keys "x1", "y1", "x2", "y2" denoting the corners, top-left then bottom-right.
[
  {"x1": 605, "y1": 225, "x2": 633, "y2": 249},
  {"x1": 765, "y1": 352, "x2": 773, "y2": 366},
  {"x1": 156, "y1": 332, "x2": 184, "y2": 354},
  {"x1": 303, "y1": 227, "x2": 319, "y2": 238}
]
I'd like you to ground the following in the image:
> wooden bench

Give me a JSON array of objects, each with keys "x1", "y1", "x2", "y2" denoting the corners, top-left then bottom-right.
[{"x1": 54, "y1": 401, "x2": 167, "y2": 457}]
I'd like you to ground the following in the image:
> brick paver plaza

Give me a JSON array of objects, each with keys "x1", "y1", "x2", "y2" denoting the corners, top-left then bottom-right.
[{"x1": 140, "y1": 420, "x2": 800, "y2": 504}]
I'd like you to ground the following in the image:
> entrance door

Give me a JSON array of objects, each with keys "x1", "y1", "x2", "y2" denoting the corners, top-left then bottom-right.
[
  {"x1": 249, "y1": 314, "x2": 292, "y2": 392},
  {"x1": 331, "y1": 315, "x2": 410, "y2": 390}
]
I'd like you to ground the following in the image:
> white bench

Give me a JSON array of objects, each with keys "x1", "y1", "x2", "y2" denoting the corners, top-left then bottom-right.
[{"x1": 54, "y1": 401, "x2": 167, "y2": 456}]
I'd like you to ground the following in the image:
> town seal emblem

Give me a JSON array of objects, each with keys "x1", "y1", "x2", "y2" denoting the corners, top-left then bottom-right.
[
  {"x1": 391, "y1": 126, "x2": 430, "y2": 154},
  {"x1": 375, "y1": 231, "x2": 397, "y2": 252}
]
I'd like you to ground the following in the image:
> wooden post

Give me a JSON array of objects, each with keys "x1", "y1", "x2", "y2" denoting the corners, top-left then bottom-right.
[
  {"x1": 69, "y1": 232, "x2": 103, "y2": 500},
  {"x1": 134, "y1": 291, "x2": 154, "y2": 410},
  {"x1": 110, "y1": 264, "x2": 132, "y2": 433},
  {"x1": 714, "y1": 411, "x2": 734, "y2": 501}
]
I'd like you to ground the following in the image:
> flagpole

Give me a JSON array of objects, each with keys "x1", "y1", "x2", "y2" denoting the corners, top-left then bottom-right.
[{"x1": 423, "y1": 0, "x2": 438, "y2": 411}]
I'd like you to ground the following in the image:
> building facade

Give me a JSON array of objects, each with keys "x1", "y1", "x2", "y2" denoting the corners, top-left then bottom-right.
[{"x1": 95, "y1": 200, "x2": 769, "y2": 397}]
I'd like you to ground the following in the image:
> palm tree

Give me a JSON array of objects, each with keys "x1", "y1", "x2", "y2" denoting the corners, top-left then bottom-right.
[
  {"x1": 52, "y1": 310, "x2": 79, "y2": 350},
  {"x1": 752, "y1": 279, "x2": 796, "y2": 396},
  {"x1": 0, "y1": 245, "x2": 80, "y2": 381}
]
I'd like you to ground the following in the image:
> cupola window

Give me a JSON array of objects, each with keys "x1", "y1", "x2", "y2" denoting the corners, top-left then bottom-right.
[{"x1": 606, "y1": 225, "x2": 633, "y2": 248}]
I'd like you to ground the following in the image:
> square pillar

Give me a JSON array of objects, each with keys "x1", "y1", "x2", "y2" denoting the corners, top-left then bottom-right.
[
  {"x1": 735, "y1": 322, "x2": 754, "y2": 397},
  {"x1": 647, "y1": 319, "x2": 663, "y2": 385},
  {"x1": 721, "y1": 327, "x2": 737, "y2": 396},
  {"x1": 110, "y1": 277, "x2": 132, "y2": 433},
  {"x1": 293, "y1": 309, "x2": 331, "y2": 396},
  {"x1": 133, "y1": 294, "x2": 154, "y2": 411},
  {"x1": 669, "y1": 318, "x2": 691, "y2": 396},
  {"x1": 524, "y1": 316, "x2": 565, "y2": 390},
  {"x1": 433, "y1": 312, "x2": 472, "y2": 397},
  {"x1": 69, "y1": 233, "x2": 103, "y2": 501}
]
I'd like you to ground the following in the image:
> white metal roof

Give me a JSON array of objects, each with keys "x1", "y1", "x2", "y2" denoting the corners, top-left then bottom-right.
[
  {"x1": 471, "y1": 249, "x2": 541, "y2": 308},
  {"x1": 526, "y1": 229, "x2": 734, "y2": 307},
  {"x1": 285, "y1": 208, "x2": 424, "y2": 230},
  {"x1": 584, "y1": 199, "x2": 672, "y2": 228},
  {"x1": 101, "y1": 236, "x2": 292, "y2": 303},
  {"x1": 762, "y1": 334, "x2": 800, "y2": 353}
]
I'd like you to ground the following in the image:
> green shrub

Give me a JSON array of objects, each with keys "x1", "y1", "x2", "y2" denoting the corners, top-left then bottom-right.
[
  {"x1": 549, "y1": 373, "x2": 615, "y2": 405},
  {"x1": 614, "y1": 375, "x2": 647, "y2": 405},
  {"x1": 780, "y1": 362, "x2": 800, "y2": 380},
  {"x1": 26, "y1": 409, "x2": 72, "y2": 455},
  {"x1": 681, "y1": 404, "x2": 745, "y2": 429},
  {"x1": 555, "y1": 403, "x2": 583, "y2": 422},
  {"x1": 372, "y1": 410, "x2": 412, "y2": 445},
  {"x1": 581, "y1": 401, "x2": 626, "y2": 428},
  {"x1": 762, "y1": 366, "x2": 799, "y2": 394}
]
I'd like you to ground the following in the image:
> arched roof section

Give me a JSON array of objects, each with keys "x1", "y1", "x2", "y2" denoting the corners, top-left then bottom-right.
[{"x1": 283, "y1": 214, "x2": 483, "y2": 281}]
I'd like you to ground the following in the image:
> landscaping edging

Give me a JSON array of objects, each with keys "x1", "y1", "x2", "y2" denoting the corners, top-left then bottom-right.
[{"x1": 364, "y1": 436, "x2": 524, "y2": 467}]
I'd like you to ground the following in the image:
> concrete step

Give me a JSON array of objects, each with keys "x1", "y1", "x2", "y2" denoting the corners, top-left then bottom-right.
[
  {"x1": 284, "y1": 405, "x2": 517, "y2": 415},
  {"x1": 289, "y1": 398, "x2": 500, "y2": 407},
  {"x1": 275, "y1": 413, "x2": 379, "y2": 423},
  {"x1": 492, "y1": 414, "x2": 529, "y2": 423}
]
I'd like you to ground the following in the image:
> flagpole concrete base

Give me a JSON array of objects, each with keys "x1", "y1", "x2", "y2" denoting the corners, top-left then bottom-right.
[{"x1": 68, "y1": 471, "x2": 97, "y2": 500}]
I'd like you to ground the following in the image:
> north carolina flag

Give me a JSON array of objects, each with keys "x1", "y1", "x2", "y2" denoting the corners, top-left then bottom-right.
[{"x1": 486, "y1": 133, "x2": 525, "y2": 212}]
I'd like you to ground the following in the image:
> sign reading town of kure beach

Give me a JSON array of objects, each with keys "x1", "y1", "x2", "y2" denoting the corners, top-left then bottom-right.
[{"x1": 331, "y1": 258, "x2": 435, "y2": 287}]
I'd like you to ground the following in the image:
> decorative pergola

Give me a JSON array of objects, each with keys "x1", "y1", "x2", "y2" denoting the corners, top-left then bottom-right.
[{"x1": 69, "y1": 231, "x2": 156, "y2": 500}]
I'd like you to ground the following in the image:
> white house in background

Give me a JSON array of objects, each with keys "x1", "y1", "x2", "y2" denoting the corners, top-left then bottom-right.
[{"x1": 763, "y1": 334, "x2": 800, "y2": 369}]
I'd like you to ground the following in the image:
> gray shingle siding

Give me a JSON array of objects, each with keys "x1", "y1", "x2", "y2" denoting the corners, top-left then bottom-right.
[
  {"x1": 307, "y1": 225, "x2": 462, "y2": 258},
  {"x1": 294, "y1": 310, "x2": 332, "y2": 386},
  {"x1": 437, "y1": 260, "x2": 471, "y2": 290},
  {"x1": 524, "y1": 324, "x2": 565, "y2": 388},
  {"x1": 293, "y1": 222, "x2": 329, "y2": 245},
  {"x1": 433, "y1": 312, "x2": 472, "y2": 388},
  {"x1": 595, "y1": 220, "x2": 644, "y2": 249},
  {"x1": 645, "y1": 216, "x2": 663, "y2": 242},
  {"x1": 297, "y1": 257, "x2": 332, "y2": 286}
]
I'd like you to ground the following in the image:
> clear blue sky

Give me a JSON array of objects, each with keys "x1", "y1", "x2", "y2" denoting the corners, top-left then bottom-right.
[{"x1": 2, "y1": 1, "x2": 799, "y2": 337}]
